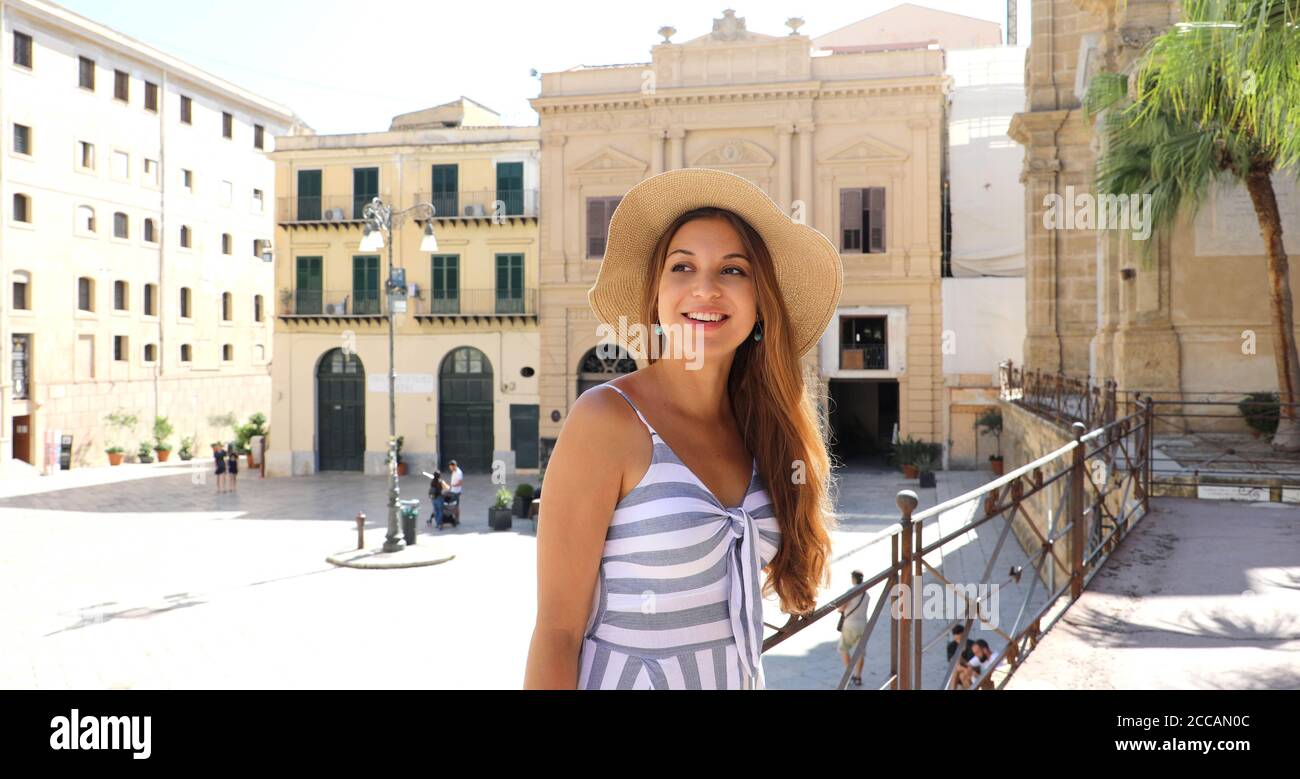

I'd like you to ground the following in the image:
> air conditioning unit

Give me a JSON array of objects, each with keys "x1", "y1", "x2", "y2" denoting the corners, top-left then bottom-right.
[
  {"x1": 325, "y1": 302, "x2": 346, "y2": 315},
  {"x1": 323, "y1": 208, "x2": 344, "y2": 222},
  {"x1": 464, "y1": 203, "x2": 487, "y2": 217},
  {"x1": 408, "y1": 283, "x2": 420, "y2": 299}
]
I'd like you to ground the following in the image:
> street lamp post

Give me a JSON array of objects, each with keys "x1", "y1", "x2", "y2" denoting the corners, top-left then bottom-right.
[{"x1": 359, "y1": 197, "x2": 440, "y2": 553}]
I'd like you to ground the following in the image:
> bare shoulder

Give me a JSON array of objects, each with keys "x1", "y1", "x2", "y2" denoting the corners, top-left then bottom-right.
[{"x1": 549, "y1": 380, "x2": 649, "y2": 499}]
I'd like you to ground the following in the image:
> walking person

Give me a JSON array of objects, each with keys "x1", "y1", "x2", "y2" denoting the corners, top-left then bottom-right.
[
  {"x1": 213, "y1": 442, "x2": 227, "y2": 493},
  {"x1": 836, "y1": 570, "x2": 869, "y2": 687},
  {"x1": 445, "y1": 459, "x2": 463, "y2": 528},
  {"x1": 226, "y1": 442, "x2": 239, "y2": 493},
  {"x1": 525, "y1": 168, "x2": 844, "y2": 689},
  {"x1": 427, "y1": 469, "x2": 448, "y2": 530}
]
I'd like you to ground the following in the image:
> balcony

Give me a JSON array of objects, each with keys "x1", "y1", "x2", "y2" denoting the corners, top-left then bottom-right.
[
  {"x1": 413, "y1": 189, "x2": 539, "y2": 220},
  {"x1": 276, "y1": 194, "x2": 392, "y2": 224},
  {"x1": 840, "y1": 343, "x2": 887, "y2": 370},
  {"x1": 278, "y1": 287, "x2": 537, "y2": 320}
]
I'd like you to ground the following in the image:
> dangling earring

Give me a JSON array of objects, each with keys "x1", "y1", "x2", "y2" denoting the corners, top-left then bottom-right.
[
  {"x1": 753, "y1": 320, "x2": 763, "y2": 342},
  {"x1": 653, "y1": 323, "x2": 664, "y2": 335}
]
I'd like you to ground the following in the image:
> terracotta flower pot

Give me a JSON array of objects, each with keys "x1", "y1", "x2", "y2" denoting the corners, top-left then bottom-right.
[
  {"x1": 107, "y1": 452, "x2": 124, "y2": 466},
  {"x1": 902, "y1": 464, "x2": 919, "y2": 479},
  {"x1": 990, "y1": 458, "x2": 1004, "y2": 476},
  {"x1": 155, "y1": 449, "x2": 171, "y2": 462},
  {"x1": 397, "y1": 462, "x2": 408, "y2": 476}
]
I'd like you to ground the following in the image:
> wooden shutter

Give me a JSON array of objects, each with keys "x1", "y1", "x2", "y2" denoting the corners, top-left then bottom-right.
[
  {"x1": 587, "y1": 198, "x2": 606, "y2": 258},
  {"x1": 867, "y1": 187, "x2": 886, "y2": 253},
  {"x1": 840, "y1": 188, "x2": 863, "y2": 252}
]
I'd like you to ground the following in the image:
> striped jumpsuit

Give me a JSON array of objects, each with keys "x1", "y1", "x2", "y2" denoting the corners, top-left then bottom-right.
[{"x1": 576, "y1": 384, "x2": 781, "y2": 689}]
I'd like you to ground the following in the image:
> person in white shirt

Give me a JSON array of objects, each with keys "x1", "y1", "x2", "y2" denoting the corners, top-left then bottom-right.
[{"x1": 445, "y1": 460, "x2": 464, "y2": 526}]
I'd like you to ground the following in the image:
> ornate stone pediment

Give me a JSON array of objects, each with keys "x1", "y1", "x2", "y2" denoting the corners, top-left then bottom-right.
[
  {"x1": 821, "y1": 135, "x2": 910, "y2": 164},
  {"x1": 690, "y1": 139, "x2": 775, "y2": 168},
  {"x1": 571, "y1": 147, "x2": 648, "y2": 176}
]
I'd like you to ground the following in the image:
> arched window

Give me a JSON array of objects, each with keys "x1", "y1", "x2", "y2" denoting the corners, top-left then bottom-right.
[
  {"x1": 113, "y1": 211, "x2": 128, "y2": 239},
  {"x1": 577, "y1": 345, "x2": 637, "y2": 397},
  {"x1": 76, "y1": 205, "x2": 96, "y2": 232}
]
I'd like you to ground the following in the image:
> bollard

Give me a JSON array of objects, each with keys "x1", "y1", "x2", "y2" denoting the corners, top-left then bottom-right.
[{"x1": 356, "y1": 512, "x2": 366, "y2": 550}]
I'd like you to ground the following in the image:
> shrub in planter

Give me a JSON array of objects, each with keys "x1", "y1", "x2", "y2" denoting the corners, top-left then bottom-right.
[
  {"x1": 106, "y1": 446, "x2": 125, "y2": 466},
  {"x1": 394, "y1": 435, "x2": 407, "y2": 476},
  {"x1": 178, "y1": 436, "x2": 195, "y2": 461},
  {"x1": 1238, "y1": 392, "x2": 1280, "y2": 437},
  {"x1": 489, "y1": 486, "x2": 514, "y2": 531},
  {"x1": 514, "y1": 483, "x2": 535, "y2": 517},
  {"x1": 976, "y1": 409, "x2": 1004, "y2": 474},
  {"x1": 154, "y1": 442, "x2": 173, "y2": 462},
  {"x1": 136, "y1": 441, "x2": 155, "y2": 464},
  {"x1": 891, "y1": 435, "x2": 924, "y2": 477},
  {"x1": 989, "y1": 455, "x2": 1005, "y2": 476},
  {"x1": 915, "y1": 453, "x2": 937, "y2": 488}
]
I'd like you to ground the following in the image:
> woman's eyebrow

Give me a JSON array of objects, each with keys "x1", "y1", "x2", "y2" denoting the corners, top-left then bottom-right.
[{"x1": 667, "y1": 248, "x2": 751, "y2": 261}]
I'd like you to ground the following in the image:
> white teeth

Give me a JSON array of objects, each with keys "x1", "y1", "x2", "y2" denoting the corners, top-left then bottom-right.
[{"x1": 685, "y1": 312, "x2": 725, "y2": 322}]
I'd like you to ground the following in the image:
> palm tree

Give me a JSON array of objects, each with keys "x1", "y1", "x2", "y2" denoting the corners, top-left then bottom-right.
[{"x1": 1087, "y1": 0, "x2": 1300, "y2": 450}]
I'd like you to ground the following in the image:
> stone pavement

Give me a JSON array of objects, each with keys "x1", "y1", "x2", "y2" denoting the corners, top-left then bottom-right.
[
  {"x1": 0, "y1": 460, "x2": 1037, "y2": 689},
  {"x1": 1005, "y1": 497, "x2": 1300, "y2": 690}
]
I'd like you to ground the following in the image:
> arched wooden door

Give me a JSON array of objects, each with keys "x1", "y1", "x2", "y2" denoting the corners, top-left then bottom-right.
[
  {"x1": 439, "y1": 346, "x2": 493, "y2": 472},
  {"x1": 317, "y1": 348, "x2": 365, "y2": 471}
]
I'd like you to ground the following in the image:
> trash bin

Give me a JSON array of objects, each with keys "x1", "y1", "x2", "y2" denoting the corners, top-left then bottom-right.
[{"x1": 398, "y1": 499, "x2": 420, "y2": 546}]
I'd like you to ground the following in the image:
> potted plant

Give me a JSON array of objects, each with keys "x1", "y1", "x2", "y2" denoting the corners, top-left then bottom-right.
[
  {"x1": 279, "y1": 288, "x2": 294, "y2": 315},
  {"x1": 136, "y1": 441, "x2": 155, "y2": 464},
  {"x1": 513, "y1": 483, "x2": 535, "y2": 517},
  {"x1": 178, "y1": 436, "x2": 195, "y2": 462},
  {"x1": 1238, "y1": 392, "x2": 1280, "y2": 438},
  {"x1": 152, "y1": 415, "x2": 174, "y2": 462},
  {"x1": 234, "y1": 412, "x2": 268, "y2": 468},
  {"x1": 977, "y1": 409, "x2": 1004, "y2": 475},
  {"x1": 394, "y1": 435, "x2": 407, "y2": 476},
  {"x1": 892, "y1": 435, "x2": 923, "y2": 479},
  {"x1": 103, "y1": 408, "x2": 138, "y2": 466},
  {"x1": 489, "y1": 486, "x2": 514, "y2": 531},
  {"x1": 915, "y1": 453, "x2": 937, "y2": 488}
]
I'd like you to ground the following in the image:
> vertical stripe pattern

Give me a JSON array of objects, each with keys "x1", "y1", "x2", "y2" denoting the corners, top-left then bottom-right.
[{"x1": 576, "y1": 385, "x2": 781, "y2": 690}]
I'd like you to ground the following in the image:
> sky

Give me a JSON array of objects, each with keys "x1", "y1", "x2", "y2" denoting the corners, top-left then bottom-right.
[{"x1": 54, "y1": 0, "x2": 1032, "y2": 134}]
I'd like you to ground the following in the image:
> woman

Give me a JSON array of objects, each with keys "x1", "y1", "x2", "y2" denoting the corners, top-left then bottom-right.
[
  {"x1": 524, "y1": 168, "x2": 843, "y2": 689},
  {"x1": 226, "y1": 443, "x2": 239, "y2": 493},
  {"x1": 427, "y1": 469, "x2": 448, "y2": 530},
  {"x1": 213, "y1": 442, "x2": 227, "y2": 493}
]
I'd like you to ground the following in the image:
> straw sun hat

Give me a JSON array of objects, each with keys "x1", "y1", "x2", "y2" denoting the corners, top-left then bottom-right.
[{"x1": 588, "y1": 167, "x2": 843, "y2": 358}]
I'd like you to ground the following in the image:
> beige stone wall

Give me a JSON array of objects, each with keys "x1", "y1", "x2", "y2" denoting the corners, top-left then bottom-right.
[{"x1": 1000, "y1": 399, "x2": 1077, "y2": 588}]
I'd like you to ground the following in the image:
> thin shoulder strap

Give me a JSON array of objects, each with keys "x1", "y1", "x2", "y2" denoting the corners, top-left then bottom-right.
[{"x1": 602, "y1": 384, "x2": 657, "y2": 436}]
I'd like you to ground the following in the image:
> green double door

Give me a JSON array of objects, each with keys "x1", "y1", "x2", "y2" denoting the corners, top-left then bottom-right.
[
  {"x1": 439, "y1": 347, "x2": 493, "y2": 472},
  {"x1": 317, "y1": 348, "x2": 365, "y2": 471}
]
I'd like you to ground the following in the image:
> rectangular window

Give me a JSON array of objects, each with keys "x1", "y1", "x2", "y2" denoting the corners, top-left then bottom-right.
[
  {"x1": 182, "y1": 169, "x2": 193, "y2": 192},
  {"x1": 179, "y1": 95, "x2": 192, "y2": 124},
  {"x1": 77, "y1": 277, "x2": 93, "y2": 311},
  {"x1": 222, "y1": 111, "x2": 233, "y2": 139},
  {"x1": 254, "y1": 294, "x2": 263, "y2": 322},
  {"x1": 13, "y1": 281, "x2": 29, "y2": 310},
  {"x1": 13, "y1": 193, "x2": 30, "y2": 223},
  {"x1": 114, "y1": 280, "x2": 127, "y2": 310},
  {"x1": 144, "y1": 158, "x2": 158, "y2": 185},
  {"x1": 143, "y1": 283, "x2": 156, "y2": 316},
  {"x1": 180, "y1": 287, "x2": 191, "y2": 317},
  {"x1": 143, "y1": 218, "x2": 156, "y2": 243},
  {"x1": 252, "y1": 188, "x2": 264, "y2": 213},
  {"x1": 254, "y1": 124, "x2": 265, "y2": 150},
  {"x1": 143, "y1": 343, "x2": 156, "y2": 362},
  {"x1": 78, "y1": 56, "x2": 94, "y2": 90},
  {"x1": 12, "y1": 333, "x2": 31, "y2": 398},
  {"x1": 586, "y1": 196, "x2": 622, "y2": 258},
  {"x1": 79, "y1": 141, "x2": 95, "y2": 170},
  {"x1": 113, "y1": 212, "x2": 128, "y2": 239},
  {"x1": 496, "y1": 161, "x2": 524, "y2": 216},
  {"x1": 180, "y1": 344, "x2": 191, "y2": 362},
  {"x1": 495, "y1": 253, "x2": 525, "y2": 314},
  {"x1": 296, "y1": 169, "x2": 321, "y2": 220},
  {"x1": 222, "y1": 344, "x2": 233, "y2": 362},
  {"x1": 352, "y1": 255, "x2": 381, "y2": 315},
  {"x1": 431, "y1": 164, "x2": 458, "y2": 218},
  {"x1": 840, "y1": 187, "x2": 887, "y2": 253},
  {"x1": 222, "y1": 292, "x2": 232, "y2": 321},
  {"x1": 222, "y1": 233, "x2": 232, "y2": 255},
  {"x1": 430, "y1": 255, "x2": 460, "y2": 313},
  {"x1": 839, "y1": 316, "x2": 888, "y2": 370},
  {"x1": 14, "y1": 31, "x2": 32, "y2": 69},
  {"x1": 14, "y1": 124, "x2": 31, "y2": 155},
  {"x1": 114, "y1": 69, "x2": 129, "y2": 102},
  {"x1": 77, "y1": 335, "x2": 95, "y2": 379},
  {"x1": 180, "y1": 225, "x2": 191, "y2": 248},
  {"x1": 295, "y1": 256, "x2": 323, "y2": 315},
  {"x1": 144, "y1": 81, "x2": 158, "y2": 112},
  {"x1": 352, "y1": 167, "x2": 378, "y2": 219},
  {"x1": 114, "y1": 335, "x2": 126, "y2": 361}
]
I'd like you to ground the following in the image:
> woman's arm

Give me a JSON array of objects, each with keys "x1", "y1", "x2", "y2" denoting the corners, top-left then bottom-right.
[{"x1": 523, "y1": 388, "x2": 634, "y2": 690}]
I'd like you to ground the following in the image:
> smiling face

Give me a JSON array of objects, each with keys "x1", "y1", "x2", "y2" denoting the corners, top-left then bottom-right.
[{"x1": 654, "y1": 216, "x2": 759, "y2": 359}]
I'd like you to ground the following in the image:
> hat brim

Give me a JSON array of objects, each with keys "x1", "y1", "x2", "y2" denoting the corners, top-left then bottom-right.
[{"x1": 588, "y1": 168, "x2": 844, "y2": 359}]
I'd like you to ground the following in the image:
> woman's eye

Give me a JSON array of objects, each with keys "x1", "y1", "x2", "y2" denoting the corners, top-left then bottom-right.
[
  {"x1": 671, "y1": 262, "x2": 692, "y2": 272},
  {"x1": 722, "y1": 267, "x2": 747, "y2": 276}
]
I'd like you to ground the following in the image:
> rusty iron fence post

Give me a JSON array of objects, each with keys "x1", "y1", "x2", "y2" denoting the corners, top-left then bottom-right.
[
  {"x1": 895, "y1": 490, "x2": 918, "y2": 690},
  {"x1": 1143, "y1": 396, "x2": 1154, "y2": 511},
  {"x1": 1068, "y1": 422, "x2": 1086, "y2": 600},
  {"x1": 889, "y1": 525, "x2": 900, "y2": 690}
]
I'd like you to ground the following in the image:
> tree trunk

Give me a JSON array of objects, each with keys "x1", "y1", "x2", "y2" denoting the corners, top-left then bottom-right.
[{"x1": 1244, "y1": 168, "x2": 1300, "y2": 451}]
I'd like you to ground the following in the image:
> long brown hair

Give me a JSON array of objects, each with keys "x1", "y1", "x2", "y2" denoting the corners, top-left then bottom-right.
[{"x1": 640, "y1": 207, "x2": 836, "y2": 614}]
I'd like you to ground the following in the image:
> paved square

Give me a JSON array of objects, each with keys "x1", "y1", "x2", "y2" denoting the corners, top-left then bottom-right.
[{"x1": 0, "y1": 460, "x2": 1034, "y2": 689}]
